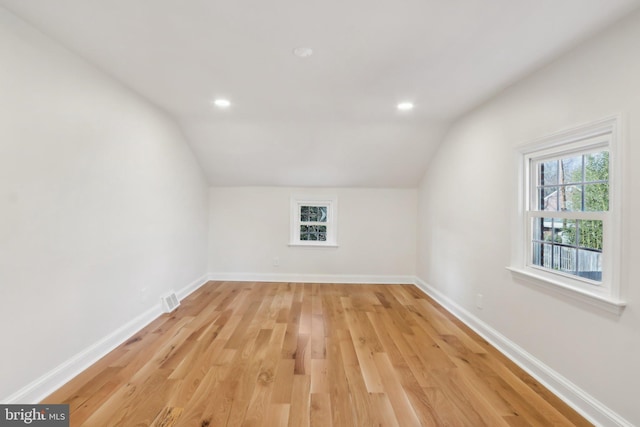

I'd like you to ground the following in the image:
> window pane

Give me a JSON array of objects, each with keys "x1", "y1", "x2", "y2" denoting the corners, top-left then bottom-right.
[
  {"x1": 532, "y1": 242, "x2": 553, "y2": 269},
  {"x1": 559, "y1": 155, "x2": 582, "y2": 184},
  {"x1": 578, "y1": 220, "x2": 603, "y2": 251},
  {"x1": 560, "y1": 185, "x2": 582, "y2": 211},
  {"x1": 553, "y1": 246, "x2": 561, "y2": 270},
  {"x1": 584, "y1": 183, "x2": 608, "y2": 212},
  {"x1": 318, "y1": 206, "x2": 327, "y2": 222},
  {"x1": 552, "y1": 218, "x2": 576, "y2": 245},
  {"x1": 308, "y1": 206, "x2": 319, "y2": 221},
  {"x1": 300, "y1": 225, "x2": 309, "y2": 240},
  {"x1": 542, "y1": 243, "x2": 552, "y2": 268},
  {"x1": 540, "y1": 217, "x2": 554, "y2": 241},
  {"x1": 554, "y1": 245, "x2": 576, "y2": 273},
  {"x1": 539, "y1": 187, "x2": 558, "y2": 211},
  {"x1": 585, "y1": 151, "x2": 608, "y2": 182},
  {"x1": 532, "y1": 242, "x2": 542, "y2": 266},
  {"x1": 532, "y1": 217, "x2": 544, "y2": 241},
  {"x1": 308, "y1": 225, "x2": 317, "y2": 240},
  {"x1": 577, "y1": 249, "x2": 602, "y2": 281},
  {"x1": 300, "y1": 206, "x2": 310, "y2": 222},
  {"x1": 539, "y1": 160, "x2": 558, "y2": 185}
]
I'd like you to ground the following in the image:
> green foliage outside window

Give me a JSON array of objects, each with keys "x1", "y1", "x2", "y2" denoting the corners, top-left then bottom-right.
[{"x1": 563, "y1": 151, "x2": 608, "y2": 251}]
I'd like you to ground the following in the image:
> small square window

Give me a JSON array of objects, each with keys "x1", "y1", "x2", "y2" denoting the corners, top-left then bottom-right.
[{"x1": 290, "y1": 196, "x2": 337, "y2": 246}]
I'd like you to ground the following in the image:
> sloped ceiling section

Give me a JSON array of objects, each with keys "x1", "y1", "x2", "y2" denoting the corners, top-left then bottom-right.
[{"x1": 1, "y1": 0, "x2": 638, "y2": 187}]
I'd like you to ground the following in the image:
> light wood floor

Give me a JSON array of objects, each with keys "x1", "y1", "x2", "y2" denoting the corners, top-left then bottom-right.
[{"x1": 44, "y1": 282, "x2": 591, "y2": 426}]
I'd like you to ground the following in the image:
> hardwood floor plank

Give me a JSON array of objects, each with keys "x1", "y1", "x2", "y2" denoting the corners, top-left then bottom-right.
[
  {"x1": 243, "y1": 324, "x2": 287, "y2": 427},
  {"x1": 171, "y1": 367, "x2": 221, "y2": 427},
  {"x1": 394, "y1": 365, "x2": 444, "y2": 426},
  {"x1": 343, "y1": 364, "x2": 381, "y2": 426},
  {"x1": 271, "y1": 359, "x2": 295, "y2": 404},
  {"x1": 310, "y1": 359, "x2": 330, "y2": 394},
  {"x1": 374, "y1": 309, "x2": 432, "y2": 387},
  {"x1": 280, "y1": 321, "x2": 299, "y2": 360},
  {"x1": 309, "y1": 393, "x2": 332, "y2": 427},
  {"x1": 367, "y1": 308, "x2": 410, "y2": 367},
  {"x1": 324, "y1": 336, "x2": 355, "y2": 427},
  {"x1": 288, "y1": 375, "x2": 310, "y2": 427},
  {"x1": 224, "y1": 328, "x2": 273, "y2": 427},
  {"x1": 149, "y1": 406, "x2": 183, "y2": 427},
  {"x1": 343, "y1": 302, "x2": 385, "y2": 393},
  {"x1": 310, "y1": 314, "x2": 326, "y2": 359},
  {"x1": 373, "y1": 352, "x2": 422, "y2": 427},
  {"x1": 370, "y1": 392, "x2": 401, "y2": 427},
  {"x1": 298, "y1": 285, "x2": 312, "y2": 335},
  {"x1": 293, "y1": 333, "x2": 310, "y2": 375},
  {"x1": 336, "y1": 328, "x2": 358, "y2": 367},
  {"x1": 431, "y1": 367, "x2": 512, "y2": 427},
  {"x1": 265, "y1": 403, "x2": 290, "y2": 427},
  {"x1": 422, "y1": 385, "x2": 474, "y2": 426},
  {"x1": 42, "y1": 281, "x2": 592, "y2": 427}
]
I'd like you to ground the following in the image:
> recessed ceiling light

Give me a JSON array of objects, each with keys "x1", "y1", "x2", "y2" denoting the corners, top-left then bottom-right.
[
  {"x1": 213, "y1": 98, "x2": 231, "y2": 108},
  {"x1": 397, "y1": 102, "x2": 414, "y2": 111},
  {"x1": 293, "y1": 47, "x2": 313, "y2": 58}
]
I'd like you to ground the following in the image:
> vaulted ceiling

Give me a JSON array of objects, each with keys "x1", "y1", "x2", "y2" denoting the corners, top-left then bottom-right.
[{"x1": 1, "y1": 0, "x2": 638, "y2": 187}]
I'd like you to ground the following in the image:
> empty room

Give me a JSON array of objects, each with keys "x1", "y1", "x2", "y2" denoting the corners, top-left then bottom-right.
[{"x1": 1, "y1": 0, "x2": 639, "y2": 426}]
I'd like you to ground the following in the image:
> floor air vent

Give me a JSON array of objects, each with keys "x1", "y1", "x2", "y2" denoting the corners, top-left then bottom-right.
[{"x1": 161, "y1": 292, "x2": 180, "y2": 313}]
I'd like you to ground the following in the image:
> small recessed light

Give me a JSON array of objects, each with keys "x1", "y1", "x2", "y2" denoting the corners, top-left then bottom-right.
[
  {"x1": 397, "y1": 102, "x2": 414, "y2": 111},
  {"x1": 213, "y1": 99, "x2": 231, "y2": 108},
  {"x1": 293, "y1": 47, "x2": 313, "y2": 58}
]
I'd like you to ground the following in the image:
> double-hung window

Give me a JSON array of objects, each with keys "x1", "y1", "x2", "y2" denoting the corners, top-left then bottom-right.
[
  {"x1": 510, "y1": 116, "x2": 625, "y2": 314},
  {"x1": 289, "y1": 196, "x2": 337, "y2": 247},
  {"x1": 531, "y1": 150, "x2": 608, "y2": 282}
]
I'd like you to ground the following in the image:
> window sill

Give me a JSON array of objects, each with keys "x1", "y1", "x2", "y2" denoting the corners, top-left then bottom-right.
[
  {"x1": 288, "y1": 242, "x2": 339, "y2": 248},
  {"x1": 506, "y1": 267, "x2": 626, "y2": 316}
]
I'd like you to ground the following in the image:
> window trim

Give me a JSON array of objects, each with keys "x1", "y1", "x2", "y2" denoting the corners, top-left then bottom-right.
[
  {"x1": 289, "y1": 195, "x2": 338, "y2": 247},
  {"x1": 508, "y1": 115, "x2": 626, "y2": 315}
]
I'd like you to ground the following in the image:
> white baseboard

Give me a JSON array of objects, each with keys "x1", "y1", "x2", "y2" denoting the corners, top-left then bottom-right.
[
  {"x1": 413, "y1": 277, "x2": 633, "y2": 427},
  {"x1": 3, "y1": 274, "x2": 210, "y2": 404},
  {"x1": 207, "y1": 272, "x2": 415, "y2": 285},
  {"x1": 177, "y1": 273, "x2": 210, "y2": 301}
]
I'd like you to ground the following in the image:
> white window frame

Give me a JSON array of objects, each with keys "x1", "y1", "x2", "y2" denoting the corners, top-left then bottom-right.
[
  {"x1": 289, "y1": 195, "x2": 338, "y2": 247},
  {"x1": 508, "y1": 115, "x2": 626, "y2": 315}
]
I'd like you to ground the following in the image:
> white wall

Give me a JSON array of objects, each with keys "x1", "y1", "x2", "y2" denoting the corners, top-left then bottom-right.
[
  {"x1": 209, "y1": 187, "x2": 416, "y2": 280},
  {"x1": 417, "y1": 10, "x2": 640, "y2": 426},
  {"x1": 0, "y1": 10, "x2": 209, "y2": 401}
]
